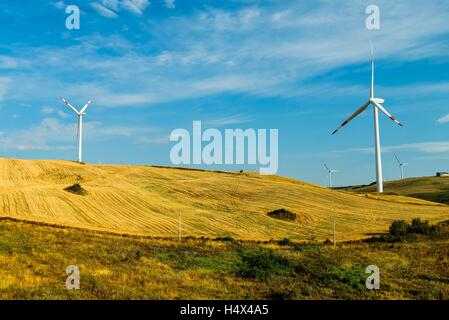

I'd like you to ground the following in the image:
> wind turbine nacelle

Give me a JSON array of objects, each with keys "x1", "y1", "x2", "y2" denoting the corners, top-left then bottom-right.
[{"x1": 372, "y1": 98, "x2": 384, "y2": 104}]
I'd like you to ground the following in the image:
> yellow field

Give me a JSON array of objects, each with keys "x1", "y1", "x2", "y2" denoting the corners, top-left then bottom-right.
[{"x1": 1, "y1": 157, "x2": 449, "y2": 241}]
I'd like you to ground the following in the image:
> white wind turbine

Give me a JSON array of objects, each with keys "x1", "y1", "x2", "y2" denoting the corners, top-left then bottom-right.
[
  {"x1": 323, "y1": 163, "x2": 338, "y2": 188},
  {"x1": 331, "y1": 44, "x2": 404, "y2": 193},
  {"x1": 394, "y1": 154, "x2": 408, "y2": 180},
  {"x1": 61, "y1": 97, "x2": 93, "y2": 163}
]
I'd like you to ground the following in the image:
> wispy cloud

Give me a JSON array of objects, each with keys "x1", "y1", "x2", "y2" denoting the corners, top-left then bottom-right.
[
  {"x1": 204, "y1": 114, "x2": 256, "y2": 127},
  {"x1": 0, "y1": 117, "x2": 73, "y2": 150},
  {"x1": 121, "y1": 0, "x2": 149, "y2": 15},
  {"x1": 0, "y1": 117, "x2": 164, "y2": 151},
  {"x1": 3, "y1": 1, "x2": 449, "y2": 109},
  {"x1": 90, "y1": 3, "x2": 119, "y2": 18},
  {"x1": 135, "y1": 135, "x2": 169, "y2": 144},
  {"x1": 42, "y1": 106, "x2": 70, "y2": 119},
  {"x1": 53, "y1": 1, "x2": 66, "y2": 10},
  {"x1": 90, "y1": 0, "x2": 149, "y2": 18},
  {"x1": 0, "y1": 56, "x2": 21, "y2": 69},
  {"x1": 165, "y1": 0, "x2": 175, "y2": 9},
  {"x1": 437, "y1": 115, "x2": 449, "y2": 124},
  {"x1": 381, "y1": 82, "x2": 449, "y2": 98},
  {"x1": 0, "y1": 77, "x2": 9, "y2": 101},
  {"x1": 328, "y1": 141, "x2": 449, "y2": 155}
]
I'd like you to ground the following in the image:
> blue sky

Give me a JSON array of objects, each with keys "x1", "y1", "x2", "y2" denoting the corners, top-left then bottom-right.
[{"x1": 1, "y1": 0, "x2": 449, "y2": 186}]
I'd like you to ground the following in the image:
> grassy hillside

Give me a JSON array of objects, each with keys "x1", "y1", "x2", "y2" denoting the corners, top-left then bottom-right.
[
  {"x1": 0, "y1": 219, "x2": 448, "y2": 299},
  {"x1": 1, "y1": 158, "x2": 449, "y2": 241},
  {"x1": 342, "y1": 176, "x2": 449, "y2": 205}
]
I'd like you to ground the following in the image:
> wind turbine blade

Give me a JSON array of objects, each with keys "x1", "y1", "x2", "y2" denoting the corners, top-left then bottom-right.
[
  {"x1": 80, "y1": 99, "x2": 93, "y2": 113},
  {"x1": 394, "y1": 154, "x2": 401, "y2": 164},
  {"x1": 331, "y1": 101, "x2": 370, "y2": 135},
  {"x1": 372, "y1": 101, "x2": 404, "y2": 127},
  {"x1": 61, "y1": 97, "x2": 80, "y2": 115},
  {"x1": 323, "y1": 162, "x2": 330, "y2": 171}
]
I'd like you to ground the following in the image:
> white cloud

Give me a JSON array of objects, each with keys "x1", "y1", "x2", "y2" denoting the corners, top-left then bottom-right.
[
  {"x1": 121, "y1": 0, "x2": 149, "y2": 15},
  {"x1": 0, "y1": 117, "x2": 73, "y2": 150},
  {"x1": 90, "y1": 3, "x2": 119, "y2": 18},
  {"x1": 204, "y1": 114, "x2": 256, "y2": 127},
  {"x1": 271, "y1": 10, "x2": 289, "y2": 22},
  {"x1": 91, "y1": 0, "x2": 149, "y2": 17},
  {"x1": 330, "y1": 141, "x2": 449, "y2": 155},
  {"x1": 0, "y1": 117, "x2": 163, "y2": 150},
  {"x1": 101, "y1": 0, "x2": 120, "y2": 10},
  {"x1": 0, "y1": 56, "x2": 21, "y2": 69},
  {"x1": 2, "y1": 0, "x2": 449, "y2": 110},
  {"x1": 41, "y1": 106, "x2": 54, "y2": 114},
  {"x1": 397, "y1": 142, "x2": 449, "y2": 153},
  {"x1": 96, "y1": 125, "x2": 156, "y2": 137},
  {"x1": 53, "y1": 1, "x2": 65, "y2": 10},
  {"x1": 382, "y1": 82, "x2": 449, "y2": 98},
  {"x1": 58, "y1": 111, "x2": 70, "y2": 119},
  {"x1": 0, "y1": 77, "x2": 9, "y2": 101},
  {"x1": 437, "y1": 115, "x2": 449, "y2": 124},
  {"x1": 42, "y1": 106, "x2": 70, "y2": 119},
  {"x1": 165, "y1": 0, "x2": 175, "y2": 9},
  {"x1": 136, "y1": 135, "x2": 168, "y2": 144}
]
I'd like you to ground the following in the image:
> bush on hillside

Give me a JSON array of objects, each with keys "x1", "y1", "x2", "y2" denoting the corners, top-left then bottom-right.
[
  {"x1": 368, "y1": 218, "x2": 442, "y2": 243},
  {"x1": 277, "y1": 238, "x2": 292, "y2": 246},
  {"x1": 215, "y1": 235, "x2": 234, "y2": 242},
  {"x1": 410, "y1": 218, "x2": 439, "y2": 235},
  {"x1": 389, "y1": 220, "x2": 410, "y2": 237},
  {"x1": 267, "y1": 209, "x2": 296, "y2": 222},
  {"x1": 64, "y1": 183, "x2": 88, "y2": 196}
]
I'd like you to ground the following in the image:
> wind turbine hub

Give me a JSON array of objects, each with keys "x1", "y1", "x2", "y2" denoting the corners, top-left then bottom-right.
[{"x1": 371, "y1": 98, "x2": 385, "y2": 104}]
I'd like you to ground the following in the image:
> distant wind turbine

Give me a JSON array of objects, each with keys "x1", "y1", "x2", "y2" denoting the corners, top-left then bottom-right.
[
  {"x1": 331, "y1": 44, "x2": 404, "y2": 193},
  {"x1": 61, "y1": 97, "x2": 93, "y2": 163},
  {"x1": 394, "y1": 154, "x2": 408, "y2": 180},
  {"x1": 323, "y1": 163, "x2": 338, "y2": 188}
]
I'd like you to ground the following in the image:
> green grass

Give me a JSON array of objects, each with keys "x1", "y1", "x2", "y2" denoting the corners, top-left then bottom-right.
[
  {"x1": 236, "y1": 249, "x2": 294, "y2": 280},
  {"x1": 340, "y1": 176, "x2": 449, "y2": 204},
  {"x1": 0, "y1": 219, "x2": 448, "y2": 299}
]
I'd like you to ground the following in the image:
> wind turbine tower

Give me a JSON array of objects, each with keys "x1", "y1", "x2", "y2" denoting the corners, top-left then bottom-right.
[
  {"x1": 394, "y1": 154, "x2": 408, "y2": 180},
  {"x1": 331, "y1": 44, "x2": 404, "y2": 193},
  {"x1": 323, "y1": 163, "x2": 338, "y2": 188},
  {"x1": 61, "y1": 97, "x2": 93, "y2": 163}
]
